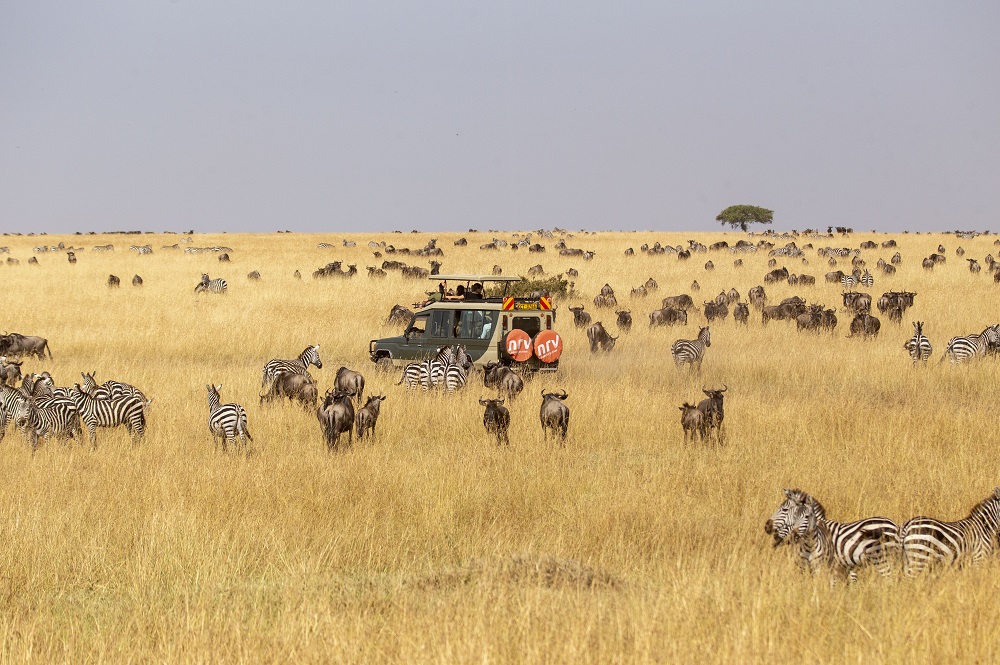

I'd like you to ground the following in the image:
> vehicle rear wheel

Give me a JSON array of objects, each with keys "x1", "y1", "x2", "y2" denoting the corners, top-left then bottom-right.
[{"x1": 375, "y1": 356, "x2": 393, "y2": 372}]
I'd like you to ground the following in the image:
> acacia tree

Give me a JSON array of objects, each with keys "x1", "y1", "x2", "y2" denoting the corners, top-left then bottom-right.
[{"x1": 716, "y1": 205, "x2": 773, "y2": 232}]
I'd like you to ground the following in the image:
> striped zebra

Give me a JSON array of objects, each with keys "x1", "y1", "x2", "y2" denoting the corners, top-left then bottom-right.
[
  {"x1": 317, "y1": 242, "x2": 335, "y2": 249},
  {"x1": 398, "y1": 346, "x2": 454, "y2": 391},
  {"x1": 206, "y1": 384, "x2": 252, "y2": 453},
  {"x1": 764, "y1": 489, "x2": 900, "y2": 582},
  {"x1": 980, "y1": 323, "x2": 1000, "y2": 355},
  {"x1": 860, "y1": 269, "x2": 874, "y2": 288},
  {"x1": 195, "y1": 273, "x2": 227, "y2": 294},
  {"x1": 940, "y1": 329, "x2": 990, "y2": 364},
  {"x1": 901, "y1": 487, "x2": 1000, "y2": 576},
  {"x1": 841, "y1": 270, "x2": 861, "y2": 291},
  {"x1": 92, "y1": 244, "x2": 114, "y2": 252},
  {"x1": 68, "y1": 384, "x2": 147, "y2": 446},
  {"x1": 439, "y1": 345, "x2": 474, "y2": 394},
  {"x1": 0, "y1": 384, "x2": 27, "y2": 443},
  {"x1": 130, "y1": 244, "x2": 153, "y2": 254},
  {"x1": 671, "y1": 326, "x2": 711, "y2": 371},
  {"x1": 81, "y1": 372, "x2": 151, "y2": 417},
  {"x1": 904, "y1": 321, "x2": 932, "y2": 364},
  {"x1": 261, "y1": 345, "x2": 322, "y2": 394},
  {"x1": 17, "y1": 396, "x2": 83, "y2": 451},
  {"x1": 185, "y1": 247, "x2": 211, "y2": 254}
]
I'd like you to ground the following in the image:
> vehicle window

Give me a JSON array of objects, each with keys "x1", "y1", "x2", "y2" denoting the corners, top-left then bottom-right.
[
  {"x1": 454, "y1": 310, "x2": 498, "y2": 339},
  {"x1": 407, "y1": 314, "x2": 429, "y2": 338},
  {"x1": 430, "y1": 310, "x2": 452, "y2": 338},
  {"x1": 513, "y1": 316, "x2": 541, "y2": 337}
]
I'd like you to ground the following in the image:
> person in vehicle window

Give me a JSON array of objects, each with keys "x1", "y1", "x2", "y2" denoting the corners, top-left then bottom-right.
[{"x1": 444, "y1": 285, "x2": 466, "y2": 301}]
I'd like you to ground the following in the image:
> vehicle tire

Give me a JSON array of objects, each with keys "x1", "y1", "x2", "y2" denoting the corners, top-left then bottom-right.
[{"x1": 375, "y1": 356, "x2": 393, "y2": 372}]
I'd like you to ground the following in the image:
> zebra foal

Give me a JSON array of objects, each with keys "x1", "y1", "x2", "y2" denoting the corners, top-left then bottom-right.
[{"x1": 195, "y1": 273, "x2": 227, "y2": 294}]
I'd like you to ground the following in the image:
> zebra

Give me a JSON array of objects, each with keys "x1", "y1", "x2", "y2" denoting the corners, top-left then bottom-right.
[
  {"x1": 439, "y1": 345, "x2": 474, "y2": 394},
  {"x1": 901, "y1": 487, "x2": 1000, "y2": 576},
  {"x1": 81, "y1": 372, "x2": 151, "y2": 416},
  {"x1": 860, "y1": 269, "x2": 874, "y2": 288},
  {"x1": 764, "y1": 489, "x2": 900, "y2": 582},
  {"x1": 980, "y1": 323, "x2": 1000, "y2": 355},
  {"x1": 206, "y1": 384, "x2": 252, "y2": 453},
  {"x1": 130, "y1": 244, "x2": 153, "y2": 254},
  {"x1": 841, "y1": 269, "x2": 861, "y2": 291},
  {"x1": 195, "y1": 273, "x2": 227, "y2": 294},
  {"x1": 92, "y1": 244, "x2": 114, "y2": 252},
  {"x1": 671, "y1": 326, "x2": 711, "y2": 371},
  {"x1": 261, "y1": 345, "x2": 322, "y2": 394},
  {"x1": 317, "y1": 242, "x2": 335, "y2": 249},
  {"x1": 0, "y1": 384, "x2": 28, "y2": 443},
  {"x1": 905, "y1": 321, "x2": 932, "y2": 364},
  {"x1": 184, "y1": 247, "x2": 211, "y2": 254},
  {"x1": 940, "y1": 330, "x2": 990, "y2": 364},
  {"x1": 68, "y1": 384, "x2": 147, "y2": 446},
  {"x1": 397, "y1": 346, "x2": 454, "y2": 391},
  {"x1": 16, "y1": 396, "x2": 83, "y2": 451}
]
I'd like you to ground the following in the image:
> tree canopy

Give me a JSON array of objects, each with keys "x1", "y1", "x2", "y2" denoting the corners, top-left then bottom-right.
[{"x1": 716, "y1": 205, "x2": 773, "y2": 232}]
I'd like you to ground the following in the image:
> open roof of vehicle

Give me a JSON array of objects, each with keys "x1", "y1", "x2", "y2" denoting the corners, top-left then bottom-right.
[{"x1": 429, "y1": 274, "x2": 522, "y2": 282}]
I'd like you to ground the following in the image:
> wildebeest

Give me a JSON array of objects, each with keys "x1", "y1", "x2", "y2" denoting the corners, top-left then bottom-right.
[
  {"x1": 691, "y1": 280, "x2": 700, "y2": 291},
  {"x1": 616, "y1": 310, "x2": 632, "y2": 332},
  {"x1": 218, "y1": 253, "x2": 230, "y2": 262},
  {"x1": 247, "y1": 271, "x2": 260, "y2": 281},
  {"x1": 600, "y1": 283, "x2": 615, "y2": 298},
  {"x1": 294, "y1": 270, "x2": 302, "y2": 279},
  {"x1": 108, "y1": 274, "x2": 121, "y2": 287},
  {"x1": 661, "y1": 294, "x2": 694, "y2": 311},
  {"x1": 849, "y1": 313, "x2": 881, "y2": 338},
  {"x1": 593, "y1": 294, "x2": 617, "y2": 308},
  {"x1": 568, "y1": 305, "x2": 592, "y2": 329},
  {"x1": 703, "y1": 301, "x2": 728, "y2": 323},
  {"x1": 842, "y1": 291, "x2": 872, "y2": 314},
  {"x1": 527, "y1": 264, "x2": 545, "y2": 277},
  {"x1": 367, "y1": 266, "x2": 387, "y2": 278},
  {"x1": 483, "y1": 361, "x2": 524, "y2": 401},
  {"x1": 696, "y1": 385, "x2": 726, "y2": 442},
  {"x1": 763, "y1": 267, "x2": 789, "y2": 283},
  {"x1": 386, "y1": 304, "x2": 413, "y2": 325},
  {"x1": 649, "y1": 307, "x2": 687, "y2": 327},
  {"x1": 132, "y1": 274, "x2": 143, "y2": 286},
  {"x1": 704, "y1": 261, "x2": 714, "y2": 271},
  {"x1": 492, "y1": 265, "x2": 503, "y2": 275},
  {"x1": 0, "y1": 356, "x2": 23, "y2": 387},
  {"x1": 67, "y1": 252, "x2": 77, "y2": 264},
  {"x1": 334, "y1": 366, "x2": 365, "y2": 404},
  {"x1": 644, "y1": 277, "x2": 658, "y2": 291},
  {"x1": 480, "y1": 398, "x2": 510, "y2": 446},
  {"x1": 733, "y1": 303, "x2": 749, "y2": 325},
  {"x1": 260, "y1": 372, "x2": 318, "y2": 408},
  {"x1": 679, "y1": 403, "x2": 704, "y2": 443},
  {"x1": 539, "y1": 390, "x2": 569, "y2": 442},
  {"x1": 586, "y1": 322, "x2": 618, "y2": 352},
  {"x1": 748, "y1": 286, "x2": 766, "y2": 310},
  {"x1": 355, "y1": 395, "x2": 386, "y2": 440},
  {"x1": 0, "y1": 333, "x2": 52, "y2": 360},
  {"x1": 968, "y1": 259, "x2": 981, "y2": 273},
  {"x1": 317, "y1": 389, "x2": 356, "y2": 451}
]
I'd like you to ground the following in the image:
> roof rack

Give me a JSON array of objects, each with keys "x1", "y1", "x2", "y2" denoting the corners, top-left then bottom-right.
[{"x1": 429, "y1": 274, "x2": 522, "y2": 282}]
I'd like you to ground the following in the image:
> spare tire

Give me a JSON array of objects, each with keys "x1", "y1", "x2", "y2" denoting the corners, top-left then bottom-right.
[
  {"x1": 533, "y1": 330, "x2": 563, "y2": 363},
  {"x1": 501, "y1": 329, "x2": 533, "y2": 363}
]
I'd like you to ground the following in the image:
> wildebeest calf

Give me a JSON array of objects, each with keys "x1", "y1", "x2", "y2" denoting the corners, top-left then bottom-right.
[
  {"x1": 355, "y1": 394, "x2": 386, "y2": 440},
  {"x1": 108, "y1": 274, "x2": 121, "y2": 287},
  {"x1": 679, "y1": 402, "x2": 704, "y2": 443}
]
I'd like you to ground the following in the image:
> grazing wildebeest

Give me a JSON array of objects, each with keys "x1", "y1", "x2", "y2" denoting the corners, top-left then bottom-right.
[
  {"x1": 696, "y1": 385, "x2": 727, "y2": 442},
  {"x1": 0, "y1": 356, "x2": 23, "y2": 388},
  {"x1": 616, "y1": 310, "x2": 632, "y2": 332},
  {"x1": 644, "y1": 277, "x2": 658, "y2": 291},
  {"x1": 733, "y1": 303, "x2": 749, "y2": 325},
  {"x1": 631, "y1": 286, "x2": 647, "y2": 298},
  {"x1": 367, "y1": 266, "x2": 387, "y2": 278},
  {"x1": 593, "y1": 294, "x2": 617, "y2": 309},
  {"x1": 0, "y1": 333, "x2": 52, "y2": 360},
  {"x1": 260, "y1": 372, "x2": 317, "y2": 408},
  {"x1": 661, "y1": 294, "x2": 694, "y2": 311},
  {"x1": 703, "y1": 301, "x2": 728, "y2": 323},
  {"x1": 317, "y1": 389, "x2": 356, "y2": 451},
  {"x1": 108, "y1": 274, "x2": 121, "y2": 287},
  {"x1": 600, "y1": 283, "x2": 615, "y2": 298},
  {"x1": 649, "y1": 307, "x2": 687, "y2": 327},
  {"x1": 527, "y1": 264, "x2": 545, "y2": 277},
  {"x1": 679, "y1": 402, "x2": 704, "y2": 443},
  {"x1": 748, "y1": 286, "x2": 766, "y2": 310},
  {"x1": 334, "y1": 366, "x2": 365, "y2": 404},
  {"x1": 218, "y1": 253, "x2": 230, "y2": 262},
  {"x1": 480, "y1": 398, "x2": 510, "y2": 446},
  {"x1": 843, "y1": 292, "x2": 872, "y2": 314},
  {"x1": 247, "y1": 271, "x2": 261, "y2": 281},
  {"x1": 565, "y1": 268, "x2": 579, "y2": 278},
  {"x1": 132, "y1": 274, "x2": 143, "y2": 286},
  {"x1": 764, "y1": 267, "x2": 789, "y2": 283},
  {"x1": 355, "y1": 395, "x2": 386, "y2": 440},
  {"x1": 492, "y1": 265, "x2": 503, "y2": 275},
  {"x1": 483, "y1": 361, "x2": 524, "y2": 401},
  {"x1": 568, "y1": 305, "x2": 592, "y2": 329},
  {"x1": 539, "y1": 390, "x2": 569, "y2": 442},
  {"x1": 294, "y1": 270, "x2": 302, "y2": 279},
  {"x1": 586, "y1": 322, "x2": 618, "y2": 352},
  {"x1": 849, "y1": 313, "x2": 881, "y2": 338}
]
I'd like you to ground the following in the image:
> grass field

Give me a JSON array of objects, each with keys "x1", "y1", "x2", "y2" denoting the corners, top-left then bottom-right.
[{"x1": 1, "y1": 229, "x2": 999, "y2": 662}]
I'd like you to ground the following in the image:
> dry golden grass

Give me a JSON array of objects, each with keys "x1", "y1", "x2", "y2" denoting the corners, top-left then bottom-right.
[{"x1": 0, "y1": 229, "x2": 999, "y2": 662}]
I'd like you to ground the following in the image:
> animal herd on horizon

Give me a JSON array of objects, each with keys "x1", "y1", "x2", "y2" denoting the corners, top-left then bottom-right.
[{"x1": 3, "y1": 227, "x2": 1000, "y2": 577}]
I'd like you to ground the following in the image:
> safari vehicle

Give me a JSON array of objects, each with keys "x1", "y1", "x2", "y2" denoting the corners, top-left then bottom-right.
[{"x1": 369, "y1": 274, "x2": 563, "y2": 372}]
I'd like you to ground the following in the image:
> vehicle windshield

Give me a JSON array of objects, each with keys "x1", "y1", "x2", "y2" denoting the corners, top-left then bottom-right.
[{"x1": 407, "y1": 314, "x2": 430, "y2": 338}]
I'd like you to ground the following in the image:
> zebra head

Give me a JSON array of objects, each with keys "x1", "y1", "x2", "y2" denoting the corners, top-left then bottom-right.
[
  {"x1": 301, "y1": 345, "x2": 322, "y2": 370},
  {"x1": 764, "y1": 489, "x2": 814, "y2": 547},
  {"x1": 698, "y1": 326, "x2": 711, "y2": 347}
]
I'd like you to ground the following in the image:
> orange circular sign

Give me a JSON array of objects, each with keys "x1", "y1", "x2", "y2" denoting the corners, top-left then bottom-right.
[
  {"x1": 504, "y1": 329, "x2": 533, "y2": 362},
  {"x1": 533, "y1": 330, "x2": 563, "y2": 363}
]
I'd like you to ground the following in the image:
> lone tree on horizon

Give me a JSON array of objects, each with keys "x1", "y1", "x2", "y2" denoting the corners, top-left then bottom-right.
[{"x1": 716, "y1": 205, "x2": 773, "y2": 232}]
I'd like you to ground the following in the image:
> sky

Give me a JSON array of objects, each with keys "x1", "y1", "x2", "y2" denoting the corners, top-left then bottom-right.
[{"x1": 1, "y1": 2, "x2": 997, "y2": 234}]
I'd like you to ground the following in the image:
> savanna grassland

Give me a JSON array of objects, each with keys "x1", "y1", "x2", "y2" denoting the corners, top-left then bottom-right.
[{"x1": 1, "y1": 229, "x2": 1000, "y2": 663}]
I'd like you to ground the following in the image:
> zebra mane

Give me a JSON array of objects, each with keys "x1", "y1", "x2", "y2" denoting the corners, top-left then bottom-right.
[
  {"x1": 966, "y1": 489, "x2": 1000, "y2": 519},
  {"x1": 786, "y1": 488, "x2": 827, "y2": 519}
]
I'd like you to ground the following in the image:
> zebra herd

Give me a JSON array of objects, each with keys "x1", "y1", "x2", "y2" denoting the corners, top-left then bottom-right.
[
  {"x1": 904, "y1": 322, "x2": 1000, "y2": 364},
  {"x1": 0, "y1": 371, "x2": 150, "y2": 450},
  {"x1": 766, "y1": 487, "x2": 1000, "y2": 581},
  {"x1": 397, "y1": 344, "x2": 474, "y2": 394}
]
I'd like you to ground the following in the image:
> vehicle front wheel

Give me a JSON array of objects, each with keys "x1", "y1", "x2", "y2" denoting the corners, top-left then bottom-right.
[{"x1": 375, "y1": 356, "x2": 393, "y2": 372}]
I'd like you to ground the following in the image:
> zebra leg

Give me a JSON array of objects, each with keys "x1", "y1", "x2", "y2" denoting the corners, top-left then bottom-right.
[{"x1": 87, "y1": 422, "x2": 98, "y2": 449}]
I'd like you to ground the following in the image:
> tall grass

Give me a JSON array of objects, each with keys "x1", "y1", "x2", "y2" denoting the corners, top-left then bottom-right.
[{"x1": 0, "y1": 230, "x2": 998, "y2": 662}]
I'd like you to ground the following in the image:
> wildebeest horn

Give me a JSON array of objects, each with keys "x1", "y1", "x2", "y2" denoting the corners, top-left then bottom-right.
[
  {"x1": 558, "y1": 389, "x2": 567, "y2": 398},
  {"x1": 479, "y1": 397, "x2": 488, "y2": 405},
  {"x1": 721, "y1": 384, "x2": 728, "y2": 392}
]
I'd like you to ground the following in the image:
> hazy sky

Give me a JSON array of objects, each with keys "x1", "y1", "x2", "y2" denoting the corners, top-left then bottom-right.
[{"x1": 1, "y1": 2, "x2": 997, "y2": 234}]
